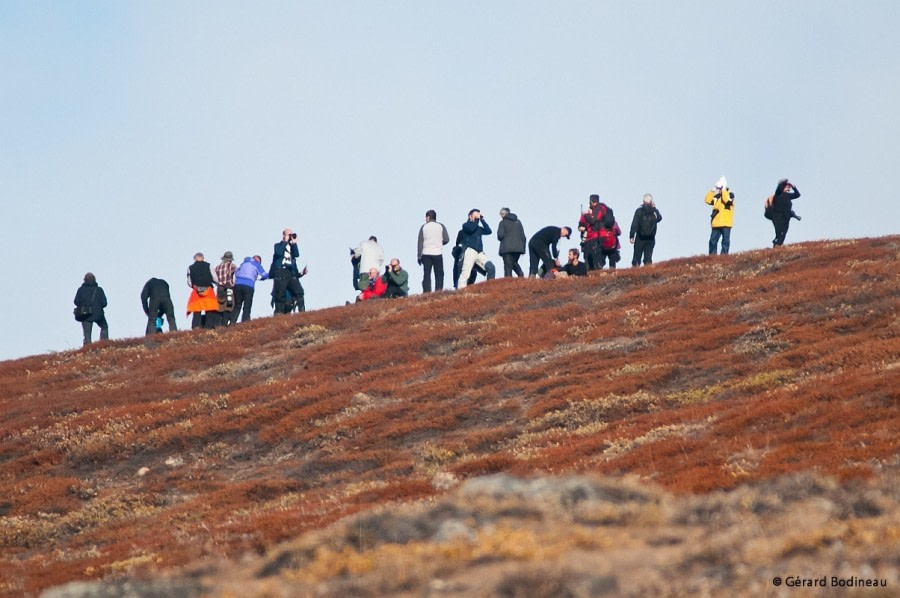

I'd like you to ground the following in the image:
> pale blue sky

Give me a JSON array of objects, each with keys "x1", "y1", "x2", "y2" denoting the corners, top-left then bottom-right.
[{"x1": 2, "y1": 1, "x2": 898, "y2": 361}]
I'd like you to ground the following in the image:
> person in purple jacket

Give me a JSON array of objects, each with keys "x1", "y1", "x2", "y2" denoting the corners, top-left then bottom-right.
[{"x1": 231, "y1": 255, "x2": 269, "y2": 323}]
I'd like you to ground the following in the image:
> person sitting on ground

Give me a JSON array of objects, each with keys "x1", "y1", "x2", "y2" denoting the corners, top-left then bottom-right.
[
  {"x1": 382, "y1": 258, "x2": 410, "y2": 298},
  {"x1": 556, "y1": 248, "x2": 588, "y2": 277},
  {"x1": 357, "y1": 267, "x2": 387, "y2": 301}
]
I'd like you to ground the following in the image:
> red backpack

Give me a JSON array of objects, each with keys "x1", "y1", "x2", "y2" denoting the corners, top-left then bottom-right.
[{"x1": 598, "y1": 222, "x2": 621, "y2": 250}]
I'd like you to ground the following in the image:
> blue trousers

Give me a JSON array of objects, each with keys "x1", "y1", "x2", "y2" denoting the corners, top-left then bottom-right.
[{"x1": 709, "y1": 227, "x2": 731, "y2": 255}]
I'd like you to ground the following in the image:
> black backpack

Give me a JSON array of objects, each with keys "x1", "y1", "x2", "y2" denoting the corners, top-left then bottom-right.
[
  {"x1": 638, "y1": 209, "x2": 657, "y2": 238},
  {"x1": 591, "y1": 203, "x2": 615, "y2": 231}
]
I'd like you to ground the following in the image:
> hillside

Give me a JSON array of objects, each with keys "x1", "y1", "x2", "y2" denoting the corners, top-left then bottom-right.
[{"x1": 1, "y1": 237, "x2": 898, "y2": 597}]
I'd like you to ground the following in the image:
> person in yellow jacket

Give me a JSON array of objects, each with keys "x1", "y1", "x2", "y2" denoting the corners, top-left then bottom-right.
[{"x1": 704, "y1": 176, "x2": 735, "y2": 254}]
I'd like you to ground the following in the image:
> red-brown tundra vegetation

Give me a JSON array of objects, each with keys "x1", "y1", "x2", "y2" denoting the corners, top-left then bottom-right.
[{"x1": 0, "y1": 236, "x2": 897, "y2": 597}]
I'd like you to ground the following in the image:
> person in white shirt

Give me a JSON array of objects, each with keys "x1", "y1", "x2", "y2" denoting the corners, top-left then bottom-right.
[
  {"x1": 417, "y1": 209, "x2": 450, "y2": 292},
  {"x1": 352, "y1": 236, "x2": 384, "y2": 289}
]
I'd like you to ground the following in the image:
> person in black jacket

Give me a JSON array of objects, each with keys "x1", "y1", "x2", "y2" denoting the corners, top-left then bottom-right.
[
  {"x1": 556, "y1": 248, "x2": 588, "y2": 277},
  {"x1": 452, "y1": 229, "x2": 497, "y2": 288},
  {"x1": 457, "y1": 209, "x2": 492, "y2": 290},
  {"x1": 141, "y1": 277, "x2": 177, "y2": 335},
  {"x1": 74, "y1": 272, "x2": 108, "y2": 346},
  {"x1": 497, "y1": 207, "x2": 526, "y2": 277},
  {"x1": 629, "y1": 194, "x2": 663, "y2": 267},
  {"x1": 269, "y1": 228, "x2": 307, "y2": 313},
  {"x1": 770, "y1": 179, "x2": 801, "y2": 247},
  {"x1": 186, "y1": 253, "x2": 219, "y2": 329},
  {"x1": 528, "y1": 226, "x2": 572, "y2": 278}
]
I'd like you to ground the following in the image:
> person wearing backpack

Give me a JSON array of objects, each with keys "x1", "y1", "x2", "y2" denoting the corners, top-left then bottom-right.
[
  {"x1": 580, "y1": 194, "x2": 615, "y2": 270},
  {"x1": 596, "y1": 221, "x2": 622, "y2": 270},
  {"x1": 230, "y1": 255, "x2": 269, "y2": 323},
  {"x1": 74, "y1": 272, "x2": 108, "y2": 346},
  {"x1": 705, "y1": 176, "x2": 735, "y2": 255},
  {"x1": 629, "y1": 194, "x2": 663, "y2": 267},
  {"x1": 768, "y1": 178, "x2": 802, "y2": 247}
]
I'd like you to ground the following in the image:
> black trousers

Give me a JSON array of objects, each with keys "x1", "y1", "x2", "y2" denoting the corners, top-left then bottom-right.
[
  {"x1": 146, "y1": 296, "x2": 177, "y2": 335},
  {"x1": 501, "y1": 253, "x2": 524, "y2": 277},
  {"x1": 528, "y1": 242, "x2": 555, "y2": 276},
  {"x1": 597, "y1": 249, "x2": 620, "y2": 270},
  {"x1": 191, "y1": 312, "x2": 220, "y2": 329},
  {"x1": 772, "y1": 213, "x2": 790, "y2": 246},
  {"x1": 82, "y1": 316, "x2": 109, "y2": 345},
  {"x1": 421, "y1": 254, "x2": 444, "y2": 292},
  {"x1": 271, "y1": 269, "x2": 304, "y2": 314},
  {"x1": 583, "y1": 238, "x2": 603, "y2": 271},
  {"x1": 632, "y1": 238, "x2": 656, "y2": 266},
  {"x1": 231, "y1": 284, "x2": 255, "y2": 323},
  {"x1": 383, "y1": 286, "x2": 408, "y2": 299}
]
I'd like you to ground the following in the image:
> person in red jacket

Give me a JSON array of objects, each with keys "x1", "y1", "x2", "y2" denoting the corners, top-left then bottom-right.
[
  {"x1": 579, "y1": 194, "x2": 614, "y2": 271},
  {"x1": 357, "y1": 268, "x2": 387, "y2": 301}
]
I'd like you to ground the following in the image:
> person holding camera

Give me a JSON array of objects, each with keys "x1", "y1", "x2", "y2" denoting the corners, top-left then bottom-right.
[
  {"x1": 356, "y1": 267, "x2": 387, "y2": 301},
  {"x1": 269, "y1": 228, "x2": 307, "y2": 314},
  {"x1": 769, "y1": 178, "x2": 802, "y2": 247},
  {"x1": 382, "y1": 259, "x2": 410, "y2": 298},
  {"x1": 705, "y1": 176, "x2": 735, "y2": 255},
  {"x1": 457, "y1": 209, "x2": 492, "y2": 289}
]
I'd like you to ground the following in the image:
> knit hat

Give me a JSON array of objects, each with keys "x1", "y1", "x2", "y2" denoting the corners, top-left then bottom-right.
[
  {"x1": 589, "y1": 194, "x2": 600, "y2": 204},
  {"x1": 715, "y1": 176, "x2": 727, "y2": 189},
  {"x1": 221, "y1": 251, "x2": 234, "y2": 262}
]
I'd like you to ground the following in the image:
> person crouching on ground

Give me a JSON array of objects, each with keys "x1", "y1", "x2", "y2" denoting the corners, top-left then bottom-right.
[
  {"x1": 357, "y1": 267, "x2": 387, "y2": 301},
  {"x1": 528, "y1": 225, "x2": 572, "y2": 278},
  {"x1": 383, "y1": 259, "x2": 409, "y2": 298}
]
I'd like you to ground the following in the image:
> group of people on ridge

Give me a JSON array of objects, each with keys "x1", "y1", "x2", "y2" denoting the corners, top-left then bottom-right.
[{"x1": 74, "y1": 178, "x2": 802, "y2": 344}]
